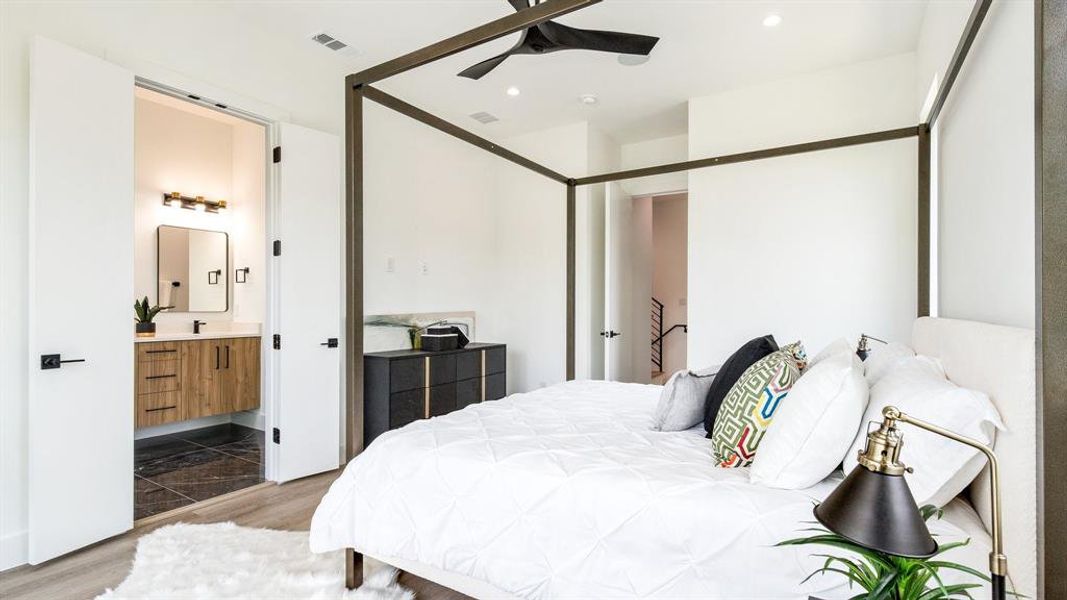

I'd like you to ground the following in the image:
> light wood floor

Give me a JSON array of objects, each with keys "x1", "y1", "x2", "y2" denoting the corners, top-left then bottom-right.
[{"x1": 0, "y1": 469, "x2": 470, "y2": 600}]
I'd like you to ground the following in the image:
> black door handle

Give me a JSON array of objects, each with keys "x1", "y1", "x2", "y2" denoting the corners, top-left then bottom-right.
[
  {"x1": 321, "y1": 338, "x2": 339, "y2": 348},
  {"x1": 40, "y1": 354, "x2": 86, "y2": 370},
  {"x1": 599, "y1": 331, "x2": 621, "y2": 338},
  {"x1": 225, "y1": 345, "x2": 230, "y2": 369},
  {"x1": 215, "y1": 346, "x2": 220, "y2": 370}
]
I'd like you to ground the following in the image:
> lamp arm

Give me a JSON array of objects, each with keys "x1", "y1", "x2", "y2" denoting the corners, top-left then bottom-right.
[{"x1": 881, "y1": 406, "x2": 1007, "y2": 580}]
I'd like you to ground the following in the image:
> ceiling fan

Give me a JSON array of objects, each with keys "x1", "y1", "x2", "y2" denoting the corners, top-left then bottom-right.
[{"x1": 457, "y1": 0, "x2": 660, "y2": 80}]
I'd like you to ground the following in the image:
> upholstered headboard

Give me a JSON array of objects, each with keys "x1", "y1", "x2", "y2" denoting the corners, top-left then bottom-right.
[{"x1": 911, "y1": 317, "x2": 1036, "y2": 597}]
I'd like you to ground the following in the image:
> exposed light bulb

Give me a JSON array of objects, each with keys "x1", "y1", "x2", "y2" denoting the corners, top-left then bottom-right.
[
  {"x1": 763, "y1": 14, "x2": 782, "y2": 27},
  {"x1": 505, "y1": 86, "x2": 521, "y2": 97},
  {"x1": 193, "y1": 202, "x2": 206, "y2": 212}
]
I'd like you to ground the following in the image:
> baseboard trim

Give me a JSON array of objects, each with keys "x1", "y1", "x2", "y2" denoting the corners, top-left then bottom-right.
[{"x1": 0, "y1": 530, "x2": 28, "y2": 572}]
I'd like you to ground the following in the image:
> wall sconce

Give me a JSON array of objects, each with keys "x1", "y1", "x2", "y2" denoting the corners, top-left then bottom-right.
[
  {"x1": 235, "y1": 267, "x2": 250, "y2": 284},
  {"x1": 163, "y1": 192, "x2": 227, "y2": 214},
  {"x1": 208, "y1": 269, "x2": 222, "y2": 285}
]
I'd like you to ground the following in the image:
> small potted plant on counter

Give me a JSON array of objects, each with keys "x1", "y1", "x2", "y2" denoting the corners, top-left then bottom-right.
[{"x1": 134, "y1": 296, "x2": 171, "y2": 338}]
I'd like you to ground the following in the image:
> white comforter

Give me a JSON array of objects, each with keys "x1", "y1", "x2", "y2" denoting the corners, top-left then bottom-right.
[{"x1": 310, "y1": 380, "x2": 990, "y2": 599}]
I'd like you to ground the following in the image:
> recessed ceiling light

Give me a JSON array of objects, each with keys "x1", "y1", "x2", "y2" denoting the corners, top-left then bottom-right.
[
  {"x1": 617, "y1": 54, "x2": 649, "y2": 66},
  {"x1": 763, "y1": 14, "x2": 782, "y2": 27},
  {"x1": 505, "y1": 86, "x2": 521, "y2": 97},
  {"x1": 579, "y1": 93, "x2": 599, "y2": 105}
]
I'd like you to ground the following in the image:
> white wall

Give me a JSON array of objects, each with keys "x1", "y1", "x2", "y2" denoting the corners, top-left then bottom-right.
[
  {"x1": 134, "y1": 92, "x2": 266, "y2": 325},
  {"x1": 932, "y1": 0, "x2": 1035, "y2": 329},
  {"x1": 619, "y1": 134, "x2": 688, "y2": 197},
  {"x1": 687, "y1": 53, "x2": 918, "y2": 367},
  {"x1": 490, "y1": 122, "x2": 593, "y2": 391},
  {"x1": 630, "y1": 195, "x2": 653, "y2": 383},
  {"x1": 915, "y1": 0, "x2": 974, "y2": 119},
  {"x1": 652, "y1": 193, "x2": 688, "y2": 375},
  {"x1": 1, "y1": 2, "x2": 345, "y2": 570},
  {"x1": 575, "y1": 126, "x2": 618, "y2": 380},
  {"x1": 361, "y1": 106, "x2": 597, "y2": 393},
  {"x1": 230, "y1": 118, "x2": 268, "y2": 323}
]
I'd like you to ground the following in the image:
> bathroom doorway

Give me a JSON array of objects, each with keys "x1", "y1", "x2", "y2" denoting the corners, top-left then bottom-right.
[{"x1": 131, "y1": 85, "x2": 269, "y2": 520}]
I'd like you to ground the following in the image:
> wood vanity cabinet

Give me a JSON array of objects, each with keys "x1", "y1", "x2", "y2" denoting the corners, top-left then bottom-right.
[{"x1": 135, "y1": 336, "x2": 261, "y2": 428}]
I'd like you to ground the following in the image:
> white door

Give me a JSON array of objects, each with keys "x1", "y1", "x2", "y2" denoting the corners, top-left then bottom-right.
[
  {"x1": 604, "y1": 183, "x2": 634, "y2": 382},
  {"x1": 28, "y1": 37, "x2": 134, "y2": 563},
  {"x1": 272, "y1": 122, "x2": 342, "y2": 482}
]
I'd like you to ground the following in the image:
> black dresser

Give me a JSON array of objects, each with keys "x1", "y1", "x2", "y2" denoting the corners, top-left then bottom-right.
[{"x1": 364, "y1": 343, "x2": 506, "y2": 444}]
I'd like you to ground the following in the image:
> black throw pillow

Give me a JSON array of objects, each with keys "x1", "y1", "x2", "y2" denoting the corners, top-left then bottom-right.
[{"x1": 703, "y1": 334, "x2": 779, "y2": 435}]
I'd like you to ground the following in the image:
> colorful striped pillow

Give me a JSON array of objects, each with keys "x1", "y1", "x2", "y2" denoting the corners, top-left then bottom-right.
[{"x1": 711, "y1": 342, "x2": 806, "y2": 468}]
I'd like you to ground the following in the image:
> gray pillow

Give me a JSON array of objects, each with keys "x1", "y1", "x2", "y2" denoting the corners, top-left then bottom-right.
[{"x1": 652, "y1": 367, "x2": 719, "y2": 431}]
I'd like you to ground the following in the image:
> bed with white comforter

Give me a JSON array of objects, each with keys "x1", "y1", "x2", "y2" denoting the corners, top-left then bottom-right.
[{"x1": 310, "y1": 380, "x2": 990, "y2": 599}]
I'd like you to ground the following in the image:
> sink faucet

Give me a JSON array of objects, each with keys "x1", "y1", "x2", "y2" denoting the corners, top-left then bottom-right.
[{"x1": 193, "y1": 320, "x2": 205, "y2": 334}]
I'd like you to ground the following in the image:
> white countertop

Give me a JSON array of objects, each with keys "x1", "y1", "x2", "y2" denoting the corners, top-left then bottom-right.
[
  {"x1": 135, "y1": 331, "x2": 262, "y2": 343},
  {"x1": 135, "y1": 323, "x2": 262, "y2": 343}
]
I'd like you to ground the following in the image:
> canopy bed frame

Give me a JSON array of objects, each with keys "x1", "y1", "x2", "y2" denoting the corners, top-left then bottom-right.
[{"x1": 337, "y1": 0, "x2": 1064, "y2": 596}]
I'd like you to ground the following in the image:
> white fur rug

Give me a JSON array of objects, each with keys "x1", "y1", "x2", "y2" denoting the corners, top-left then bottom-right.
[{"x1": 98, "y1": 522, "x2": 413, "y2": 600}]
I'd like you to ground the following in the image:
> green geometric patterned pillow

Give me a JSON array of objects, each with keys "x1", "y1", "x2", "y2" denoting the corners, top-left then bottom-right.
[{"x1": 711, "y1": 341, "x2": 806, "y2": 468}]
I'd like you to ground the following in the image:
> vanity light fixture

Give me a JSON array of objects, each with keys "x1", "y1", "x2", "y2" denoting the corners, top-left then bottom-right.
[{"x1": 161, "y1": 192, "x2": 227, "y2": 214}]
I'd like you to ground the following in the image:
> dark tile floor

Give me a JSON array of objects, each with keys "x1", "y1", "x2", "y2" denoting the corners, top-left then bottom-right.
[{"x1": 134, "y1": 423, "x2": 265, "y2": 520}]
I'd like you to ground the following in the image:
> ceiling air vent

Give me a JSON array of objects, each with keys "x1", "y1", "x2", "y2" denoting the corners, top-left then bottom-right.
[
  {"x1": 311, "y1": 32, "x2": 349, "y2": 51},
  {"x1": 469, "y1": 111, "x2": 499, "y2": 124}
]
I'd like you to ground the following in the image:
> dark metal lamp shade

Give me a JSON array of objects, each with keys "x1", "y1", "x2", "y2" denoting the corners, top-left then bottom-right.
[{"x1": 814, "y1": 467, "x2": 937, "y2": 558}]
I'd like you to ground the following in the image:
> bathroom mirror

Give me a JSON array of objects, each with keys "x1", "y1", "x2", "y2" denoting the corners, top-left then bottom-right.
[{"x1": 157, "y1": 225, "x2": 229, "y2": 312}]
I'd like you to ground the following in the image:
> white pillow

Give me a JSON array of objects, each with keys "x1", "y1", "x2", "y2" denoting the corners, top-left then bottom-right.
[
  {"x1": 863, "y1": 341, "x2": 915, "y2": 385},
  {"x1": 652, "y1": 368, "x2": 718, "y2": 431},
  {"x1": 808, "y1": 338, "x2": 854, "y2": 368},
  {"x1": 751, "y1": 350, "x2": 868, "y2": 489},
  {"x1": 843, "y1": 355, "x2": 1003, "y2": 507}
]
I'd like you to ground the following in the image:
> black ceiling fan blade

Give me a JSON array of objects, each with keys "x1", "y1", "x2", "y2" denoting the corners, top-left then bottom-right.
[
  {"x1": 538, "y1": 21, "x2": 659, "y2": 55},
  {"x1": 457, "y1": 52, "x2": 513, "y2": 80}
]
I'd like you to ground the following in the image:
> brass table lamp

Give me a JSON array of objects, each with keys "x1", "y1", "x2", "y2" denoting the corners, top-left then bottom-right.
[{"x1": 815, "y1": 406, "x2": 1008, "y2": 600}]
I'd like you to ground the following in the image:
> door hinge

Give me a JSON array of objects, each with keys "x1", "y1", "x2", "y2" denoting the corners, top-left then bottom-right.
[
  {"x1": 272, "y1": 146, "x2": 281, "y2": 163},
  {"x1": 273, "y1": 334, "x2": 281, "y2": 350},
  {"x1": 272, "y1": 427, "x2": 281, "y2": 444},
  {"x1": 272, "y1": 240, "x2": 281, "y2": 256}
]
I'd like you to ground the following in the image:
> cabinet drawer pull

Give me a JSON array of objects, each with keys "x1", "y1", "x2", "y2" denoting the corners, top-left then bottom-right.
[
  {"x1": 145, "y1": 405, "x2": 177, "y2": 412},
  {"x1": 144, "y1": 349, "x2": 176, "y2": 354},
  {"x1": 145, "y1": 374, "x2": 176, "y2": 380},
  {"x1": 215, "y1": 346, "x2": 220, "y2": 370}
]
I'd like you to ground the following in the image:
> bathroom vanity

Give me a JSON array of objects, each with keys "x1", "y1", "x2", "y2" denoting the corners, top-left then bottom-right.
[{"x1": 134, "y1": 334, "x2": 261, "y2": 428}]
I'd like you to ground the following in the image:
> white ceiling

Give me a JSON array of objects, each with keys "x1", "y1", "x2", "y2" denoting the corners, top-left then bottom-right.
[{"x1": 237, "y1": 0, "x2": 935, "y2": 144}]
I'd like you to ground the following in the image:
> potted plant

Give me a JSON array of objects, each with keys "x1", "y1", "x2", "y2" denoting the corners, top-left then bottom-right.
[
  {"x1": 134, "y1": 296, "x2": 171, "y2": 338},
  {"x1": 778, "y1": 505, "x2": 1004, "y2": 600}
]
